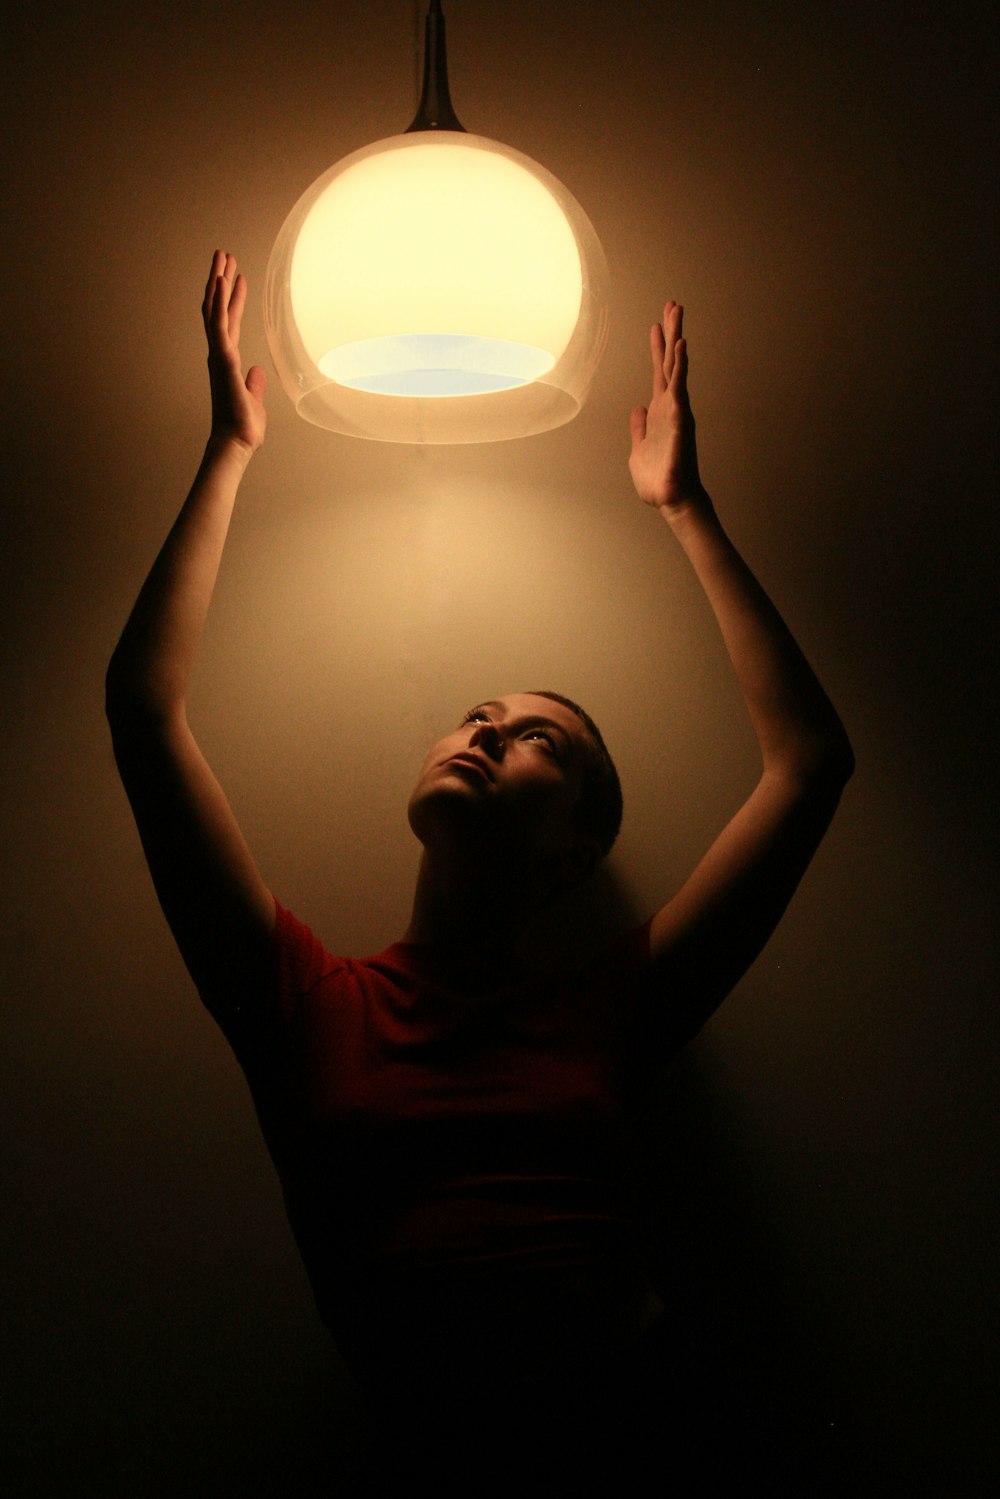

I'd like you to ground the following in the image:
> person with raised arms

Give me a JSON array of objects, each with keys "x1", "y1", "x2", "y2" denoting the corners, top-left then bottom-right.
[{"x1": 106, "y1": 251, "x2": 853, "y2": 1492}]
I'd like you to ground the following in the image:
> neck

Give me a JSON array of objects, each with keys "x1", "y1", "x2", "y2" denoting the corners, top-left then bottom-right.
[{"x1": 403, "y1": 848, "x2": 537, "y2": 969}]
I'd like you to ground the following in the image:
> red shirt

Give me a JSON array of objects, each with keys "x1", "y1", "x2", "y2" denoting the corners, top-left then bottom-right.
[{"x1": 231, "y1": 902, "x2": 695, "y2": 1384}]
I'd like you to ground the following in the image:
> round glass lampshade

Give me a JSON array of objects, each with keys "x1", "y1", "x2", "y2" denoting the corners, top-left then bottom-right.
[{"x1": 264, "y1": 132, "x2": 609, "y2": 443}]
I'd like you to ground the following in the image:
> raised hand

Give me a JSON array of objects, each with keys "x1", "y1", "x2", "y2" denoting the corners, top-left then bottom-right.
[
  {"x1": 202, "y1": 251, "x2": 267, "y2": 457},
  {"x1": 628, "y1": 301, "x2": 706, "y2": 514}
]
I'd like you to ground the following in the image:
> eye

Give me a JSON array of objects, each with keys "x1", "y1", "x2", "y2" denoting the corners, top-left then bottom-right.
[
  {"x1": 524, "y1": 728, "x2": 556, "y2": 751},
  {"x1": 461, "y1": 708, "x2": 491, "y2": 727}
]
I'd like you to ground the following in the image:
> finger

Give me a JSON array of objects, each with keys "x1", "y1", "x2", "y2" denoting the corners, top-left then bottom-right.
[
  {"x1": 228, "y1": 273, "x2": 248, "y2": 347},
  {"x1": 650, "y1": 324, "x2": 667, "y2": 396},
  {"x1": 216, "y1": 253, "x2": 237, "y2": 313},
  {"x1": 629, "y1": 404, "x2": 648, "y2": 453},
  {"x1": 671, "y1": 337, "x2": 690, "y2": 402},
  {"x1": 202, "y1": 249, "x2": 225, "y2": 327},
  {"x1": 210, "y1": 272, "x2": 228, "y2": 341},
  {"x1": 662, "y1": 300, "x2": 681, "y2": 385},
  {"x1": 210, "y1": 255, "x2": 235, "y2": 341}
]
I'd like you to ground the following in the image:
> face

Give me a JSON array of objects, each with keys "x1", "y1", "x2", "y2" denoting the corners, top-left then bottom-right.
[{"x1": 407, "y1": 693, "x2": 595, "y2": 887}]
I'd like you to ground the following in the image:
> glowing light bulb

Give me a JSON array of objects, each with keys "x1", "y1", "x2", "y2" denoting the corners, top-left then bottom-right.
[{"x1": 265, "y1": 132, "x2": 609, "y2": 443}]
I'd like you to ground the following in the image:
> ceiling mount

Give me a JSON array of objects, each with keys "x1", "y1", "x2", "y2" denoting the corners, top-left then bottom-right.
[{"x1": 406, "y1": 0, "x2": 465, "y2": 133}]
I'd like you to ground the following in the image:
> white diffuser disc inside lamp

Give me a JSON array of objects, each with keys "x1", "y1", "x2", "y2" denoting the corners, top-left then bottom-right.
[{"x1": 264, "y1": 1, "x2": 609, "y2": 443}]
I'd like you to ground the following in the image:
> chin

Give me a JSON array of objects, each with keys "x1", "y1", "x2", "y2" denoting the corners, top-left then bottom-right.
[{"x1": 407, "y1": 781, "x2": 482, "y2": 848}]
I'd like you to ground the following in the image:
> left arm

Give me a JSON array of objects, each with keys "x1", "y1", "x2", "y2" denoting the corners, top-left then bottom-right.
[{"x1": 629, "y1": 303, "x2": 854, "y2": 1020}]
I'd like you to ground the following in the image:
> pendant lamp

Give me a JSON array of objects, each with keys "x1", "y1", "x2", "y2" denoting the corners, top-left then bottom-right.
[{"x1": 264, "y1": 1, "x2": 609, "y2": 443}]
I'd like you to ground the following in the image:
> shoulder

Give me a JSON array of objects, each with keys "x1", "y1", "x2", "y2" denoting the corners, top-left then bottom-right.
[
  {"x1": 219, "y1": 900, "x2": 351, "y2": 1069},
  {"x1": 270, "y1": 900, "x2": 353, "y2": 1011}
]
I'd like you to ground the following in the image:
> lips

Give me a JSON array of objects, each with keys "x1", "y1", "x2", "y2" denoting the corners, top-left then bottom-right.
[{"x1": 446, "y1": 754, "x2": 495, "y2": 784}]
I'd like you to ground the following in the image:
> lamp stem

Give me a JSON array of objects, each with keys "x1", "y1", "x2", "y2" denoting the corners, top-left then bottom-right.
[{"x1": 406, "y1": 0, "x2": 466, "y2": 132}]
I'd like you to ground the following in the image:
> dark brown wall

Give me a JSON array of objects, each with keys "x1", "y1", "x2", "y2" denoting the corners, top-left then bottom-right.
[{"x1": 4, "y1": 1, "x2": 995, "y2": 1491}]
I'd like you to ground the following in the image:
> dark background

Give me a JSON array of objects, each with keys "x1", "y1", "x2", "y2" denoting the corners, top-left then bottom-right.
[{"x1": 4, "y1": 1, "x2": 996, "y2": 1492}]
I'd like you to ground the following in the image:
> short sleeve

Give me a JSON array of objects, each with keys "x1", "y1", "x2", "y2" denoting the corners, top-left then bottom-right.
[
  {"x1": 217, "y1": 899, "x2": 336, "y2": 1071},
  {"x1": 271, "y1": 899, "x2": 338, "y2": 1024}
]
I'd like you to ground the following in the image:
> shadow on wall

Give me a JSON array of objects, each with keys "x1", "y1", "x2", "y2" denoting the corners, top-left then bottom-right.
[
  {"x1": 534, "y1": 872, "x2": 891, "y2": 1492},
  {"x1": 631, "y1": 1070, "x2": 877, "y2": 1495}
]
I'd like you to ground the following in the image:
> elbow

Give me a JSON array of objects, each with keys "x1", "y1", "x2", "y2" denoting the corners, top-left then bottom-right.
[
  {"x1": 807, "y1": 720, "x2": 854, "y2": 789},
  {"x1": 104, "y1": 654, "x2": 181, "y2": 735},
  {"x1": 104, "y1": 652, "x2": 140, "y2": 726},
  {"x1": 771, "y1": 727, "x2": 855, "y2": 798},
  {"x1": 104, "y1": 652, "x2": 123, "y2": 720},
  {"x1": 104, "y1": 653, "x2": 126, "y2": 724},
  {"x1": 835, "y1": 736, "x2": 856, "y2": 787},
  {"x1": 823, "y1": 720, "x2": 856, "y2": 788},
  {"x1": 810, "y1": 737, "x2": 855, "y2": 799}
]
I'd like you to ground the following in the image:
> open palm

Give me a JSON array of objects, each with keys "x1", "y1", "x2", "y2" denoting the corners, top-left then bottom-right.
[
  {"x1": 202, "y1": 251, "x2": 267, "y2": 456},
  {"x1": 628, "y1": 301, "x2": 705, "y2": 513}
]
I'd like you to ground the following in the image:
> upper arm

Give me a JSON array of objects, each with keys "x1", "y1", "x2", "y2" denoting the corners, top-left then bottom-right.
[
  {"x1": 107, "y1": 702, "x2": 276, "y2": 1018},
  {"x1": 647, "y1": 767, "x2": 850, "y2": 1031}
]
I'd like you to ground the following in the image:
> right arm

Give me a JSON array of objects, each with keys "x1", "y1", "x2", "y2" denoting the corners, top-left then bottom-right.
[
  {"x1": 628, "y1": 302, "x2": 853, "y2": 1032},
  {"x1": 105, "y1": 253, "x2": 275, "y2": 1012}
]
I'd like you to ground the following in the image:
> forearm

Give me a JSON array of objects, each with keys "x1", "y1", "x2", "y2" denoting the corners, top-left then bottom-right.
[
  {"x1": 106, "y1": 437, "x2": 252, "y2": 721},
  {"x1": 664, "y1": 497, "x2": 854, "y2": 785}
]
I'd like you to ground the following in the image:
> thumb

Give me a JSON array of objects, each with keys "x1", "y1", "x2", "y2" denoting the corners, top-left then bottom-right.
[{"x1": 246, "y1": 365, "x2": 267, "y2": 402}]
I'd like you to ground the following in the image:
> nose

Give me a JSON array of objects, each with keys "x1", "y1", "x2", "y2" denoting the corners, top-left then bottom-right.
[{"x1": 470, "y1": 719, "x2": 504, "y2": 760}]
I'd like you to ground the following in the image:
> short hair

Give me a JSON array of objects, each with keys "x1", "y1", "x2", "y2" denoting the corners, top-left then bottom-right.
[{"x1": 529, "y1": 691, "x2": 623, "y2": 861}]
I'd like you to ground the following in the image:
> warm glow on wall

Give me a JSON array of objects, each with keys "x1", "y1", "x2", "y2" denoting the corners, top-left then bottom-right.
[{"x1": 263, "y1": 3, "x2": 609, "y2": 443}]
